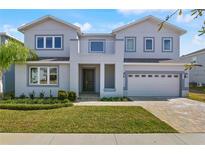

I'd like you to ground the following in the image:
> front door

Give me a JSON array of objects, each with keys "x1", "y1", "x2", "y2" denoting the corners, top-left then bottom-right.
[{"x1": 83, "y1": 69, "x2": 95, "y2": 92}]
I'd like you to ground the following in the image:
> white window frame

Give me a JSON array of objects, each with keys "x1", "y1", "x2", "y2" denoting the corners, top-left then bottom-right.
[
  {"x1": 36, "y1": 35, "x2": 62, "y2": 49},
  {"x1": 89, "y1": 40, "x2": 105, "y2": 53},
  {"x1": 29, "y1": 66, "x2": 58, "y2": 86},
  {"x1": 162, "y1": 37, "x2": 173, "y2": 52},
  {"x1": 144, "y1": 37, "x2": 154, "y2": 52},
  {"x1": 125, "y1": 37, "x2": 136, "y2": 52}
]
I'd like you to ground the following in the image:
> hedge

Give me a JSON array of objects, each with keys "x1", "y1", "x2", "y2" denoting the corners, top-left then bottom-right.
[
  {"x1": 0, "y1": 99, "x2": 70, "y2": 104},
  {"x1": 0, "y1": 103, "x2": 73, "y2": 110}
]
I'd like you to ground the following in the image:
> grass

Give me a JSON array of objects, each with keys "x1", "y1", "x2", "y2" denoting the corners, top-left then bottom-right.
[
  {"x1": 0, "y1": 106, "x2": 176, "y2": 133},
  {"x1": 189, "y1": 84, "x2": 205, "y2": 93},
  {"x1": 187, "y1": 92, "x2": 205, "y2": 103}
]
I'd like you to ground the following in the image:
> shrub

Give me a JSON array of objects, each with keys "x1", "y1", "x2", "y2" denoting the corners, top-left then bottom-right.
[
  {"x1": 39, "y1": 91, "x2": 45, "y2": 99},
  {"x1": 49, "y1": 89, "x2": 53, "y2": 98},
  {"x1": 58, "y1": 90, "x2": 67, "y2": 100},
  {"x1": 29, "y1": 91, "x2": 35, "y2": 99},
  {"x1": 0, "y1": 98, "x2": 71, "y2": 105},
  {"x1": 0, "y1": 103, "x2": 73, "y2": 110},
  {"x1": 19, "y1": 93, "x2": 27, "y2": 99},
  {"x1": 67, "y1": 91, "x2": 76, "y2": 101},
  {"x1": 3, "y1": 92, "x2": 15, "y2": 100}
]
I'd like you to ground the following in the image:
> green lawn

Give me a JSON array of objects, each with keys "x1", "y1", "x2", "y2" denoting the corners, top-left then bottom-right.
[
  {"x1": 0, "y1": 106, "x2": 176, "y2": 133},
  {"x1": 187, "y1": 92, "x2": 205, "y2": 103}
]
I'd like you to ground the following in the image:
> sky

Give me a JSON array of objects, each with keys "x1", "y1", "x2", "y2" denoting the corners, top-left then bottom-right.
[{"x1": 0, "y1": 9, "x2": 204, "y2": 55}]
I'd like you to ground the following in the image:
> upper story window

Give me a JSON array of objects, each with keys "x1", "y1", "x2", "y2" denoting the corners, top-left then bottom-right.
[
  {"x1": 89, "y1": 40, "x2": 105, "y2": 53},
  {"x1": 144, "y1": 37, "x2": 154, "y2": 52},
  {"x1": 29, "y1": 66, "x2": 58, "y2": 86},
  {"x1": 36, "y1": 35, "x2": 63, "y2": 49},
  {"x1": 125, "y1": 37, "x2": 136, "y2": 52},
  {"x1": 191, "y1": 56, "x2": 197, "y2": 64},
  {"x1": 162, "y1": 37, "x2": 173, "y2": 52}
]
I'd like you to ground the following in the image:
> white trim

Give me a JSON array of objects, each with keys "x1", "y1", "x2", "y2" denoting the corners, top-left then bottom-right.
[
  {"x1": 29, "y1": 66, "x2": 58, "y2": 86},
  {"x1": 125, "y1": 37, "x2": 136, "y2": 52},
  {"x1": 27, "y1": 61, "x2": 70, "y2": 64},
  {"x1": 124, "y1": 62, "x2": 186, "y2": 66},
  {"x1": 36, "y1": 35, "x2": 63, "y2": 49}
]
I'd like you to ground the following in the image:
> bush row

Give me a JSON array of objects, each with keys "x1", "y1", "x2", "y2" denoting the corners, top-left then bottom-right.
[
  {"x1": 58, "y1": 90, "x2": 76, "y2": 101},
  {"x1": 2, "y1": 90, "x2": 77, "y2": 102},
  {"x1": 100, "y1": 97, "x2": 131, "y2": 101},
  {"x1": 0, "y1": 103, "x2": 73, "y2": 110},
  {"x1": 0, "y1": 99, "x2": 71, "y2": 104}
]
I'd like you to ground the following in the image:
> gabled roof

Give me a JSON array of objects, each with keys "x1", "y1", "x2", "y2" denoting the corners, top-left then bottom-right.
[
  {"x1": 18, "y1": 15, "x2": 81, "y2": 34},
  {"x1": 181, "y1": 48, "x2": 205, "y2": 58},
  {"x1": 112, "y1": 15, "x2": 186, "y2": 35},
  {"x1": 0, "y1": 32, "x2": 23, "y2": 44}
]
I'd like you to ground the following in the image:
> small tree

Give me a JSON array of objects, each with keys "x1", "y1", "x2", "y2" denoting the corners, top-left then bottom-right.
[{"x1": 0, "y1": 39, "x2": 38, "y2": 95}]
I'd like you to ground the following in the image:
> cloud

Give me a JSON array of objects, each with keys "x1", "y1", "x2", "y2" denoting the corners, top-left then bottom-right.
[
  {"x1": 117, "y1": 9, "x2": 172, "y2": 15},
  {"x1": 192, "y1": 35, "x2": 205, "y2": 46},
  {"x1": 3, "y1": 24, "x2": 17, "y2": 33},
  {"x1": 176, "y1": 14, "x2": 194, "y2": 23},
  {"x1": 74, "y1": 22, "x2": 92, "y2": 32}
]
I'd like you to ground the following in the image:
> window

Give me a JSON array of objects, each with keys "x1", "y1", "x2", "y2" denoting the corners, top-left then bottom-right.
[
  {"x1": 141, "y1": 75, "x2": 146, "y2": 77},
  {"x1": 128, "y1": 75, "x2": 133, "y2": 77},
  {"x1": 174, "y1": 75, "x2": 179, "y2": 78},
  {"x1": 162, "y1": 37, "x2": 172, "y2": 52},
  {"x1": 144, "y1": 37, "x2": 154, "y2": 52},
  {"x1": 105, "y1": 64, "x2": 115, "y2": 89},
  {"x1": 191, "y1": 57, "x2": 197, "y2": 64},
  {"x1": 135, "y1": 75, "x2": 139, "y2": 77},
  {"x1": 36, "y1": 35, "x2": 62, "y2": 49},
  {"x1": 89, "y1": 40, "x2": 105, "y2": 53},
  {"x1": 29, "y1": 66, "x2": 58, "y2": 85},
  {"x1": 161, "y1": 75, "x2": 165, "y2": 78},
  {"x1": 37, "y1": 37, "x2": 44, "y2": 49},
  {"x1": 148, "y1": 75, "x2": 153, "y2": 78},
  {"x1": 167, "y1": 75, "x2": 172, "y2": 78},
  {"x1": 125, "y1": 37, "x2": 136, "y2": 52}
]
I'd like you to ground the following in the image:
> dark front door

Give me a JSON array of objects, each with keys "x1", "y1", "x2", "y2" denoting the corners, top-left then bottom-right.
[{"x1": 83, "y1": 69, "x2": 95, "y2": 92}]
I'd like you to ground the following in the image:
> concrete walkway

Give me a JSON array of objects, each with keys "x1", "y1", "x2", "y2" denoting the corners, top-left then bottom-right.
[
  {"x1": 75, "y1": 98, "x2": 205, "y2": 133},
  {"x1": 1, "y1": 133, "x2": 205, "y2": 145}
]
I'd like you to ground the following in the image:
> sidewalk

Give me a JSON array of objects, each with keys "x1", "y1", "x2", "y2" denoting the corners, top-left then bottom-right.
[{"x1": 1, "y1": 133, "x2": 205, "y2": 145}]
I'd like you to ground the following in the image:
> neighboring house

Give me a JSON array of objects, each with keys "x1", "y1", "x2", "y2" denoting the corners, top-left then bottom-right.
[
  {"x1": 0, "y1": 32, "x2": 22, "y2": 94},
  {"x1": 15, "y1": 15, "x2": 189, "y2": 98},
  {"x1": 179, "y1": 48, "x2": 205, "y2": 85}
]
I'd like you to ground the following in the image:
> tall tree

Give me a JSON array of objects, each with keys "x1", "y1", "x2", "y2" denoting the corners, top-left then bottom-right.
[{"x1": 0, "y1": 39, "x2": 38, "y2": 94}]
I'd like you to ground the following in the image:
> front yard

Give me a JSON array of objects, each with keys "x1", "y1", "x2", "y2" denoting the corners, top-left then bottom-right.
[
  {"x1": 0, "y1": 106, "x2": 176, "y2": 133},
  {"x1": 188, "y1": 84, "x2": 205, "y2": 103}
]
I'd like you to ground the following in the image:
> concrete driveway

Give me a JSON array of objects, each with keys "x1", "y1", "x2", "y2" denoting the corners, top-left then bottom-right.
[{"x1": 130, "y1": 97, "x2": 205, "y2": 133}]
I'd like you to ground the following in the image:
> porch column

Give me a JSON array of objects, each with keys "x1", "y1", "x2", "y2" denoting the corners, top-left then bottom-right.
[
  {"x1": 100, "y1": 63, "x2": 105, "y2": 98},
  {"x1": 70, "y1": 62, "x2": 79, "y2": 97}
]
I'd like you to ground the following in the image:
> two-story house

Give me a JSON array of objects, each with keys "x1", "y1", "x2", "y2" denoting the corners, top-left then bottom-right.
[{"x1": 15, "y1": 15, "x2": 189, "y2": 98}]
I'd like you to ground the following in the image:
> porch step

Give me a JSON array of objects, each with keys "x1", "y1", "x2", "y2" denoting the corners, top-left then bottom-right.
[{"x1": 78, "y1": 93, "x2": 100, "y2": 101}]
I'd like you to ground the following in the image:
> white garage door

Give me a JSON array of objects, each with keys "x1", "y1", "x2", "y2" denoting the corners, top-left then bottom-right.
[{"x1": 127, "y1": 74, "x2": 180, "y2": 97}]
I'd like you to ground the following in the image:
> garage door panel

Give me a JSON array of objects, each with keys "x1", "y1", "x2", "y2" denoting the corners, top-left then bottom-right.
[{"x1": 127, "y1": 74, "x2": 180, "y2": 97}]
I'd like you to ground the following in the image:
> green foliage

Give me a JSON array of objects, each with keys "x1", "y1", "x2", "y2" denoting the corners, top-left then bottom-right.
[
  {"x1": 67, "y1": 91, "x2": 76, "y2": 101},
  {"x1": 29, "y1": 91, "x2": 35, "y2": 99},
  {"x1": 3, "y1": 92, "x2": 15, "y2": 100},
  {"x1": 39, "y1": 91, "x2": 45, "y2": 99},
  {"x1": 0, "y1": 98, "x2": 71, "y2": 104},
  {"x1": 100, "y1": 97, "x2": 130, "y2": 101},
  {"x1": 19, "y1": 93, "x2": 27, "y2": 99},
  {"x1": 0, "y1": 103, "x2": 72, "y2": 110},
  {"x1": 58, "y1": 90, "x2": 67, "y2": 100}
]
